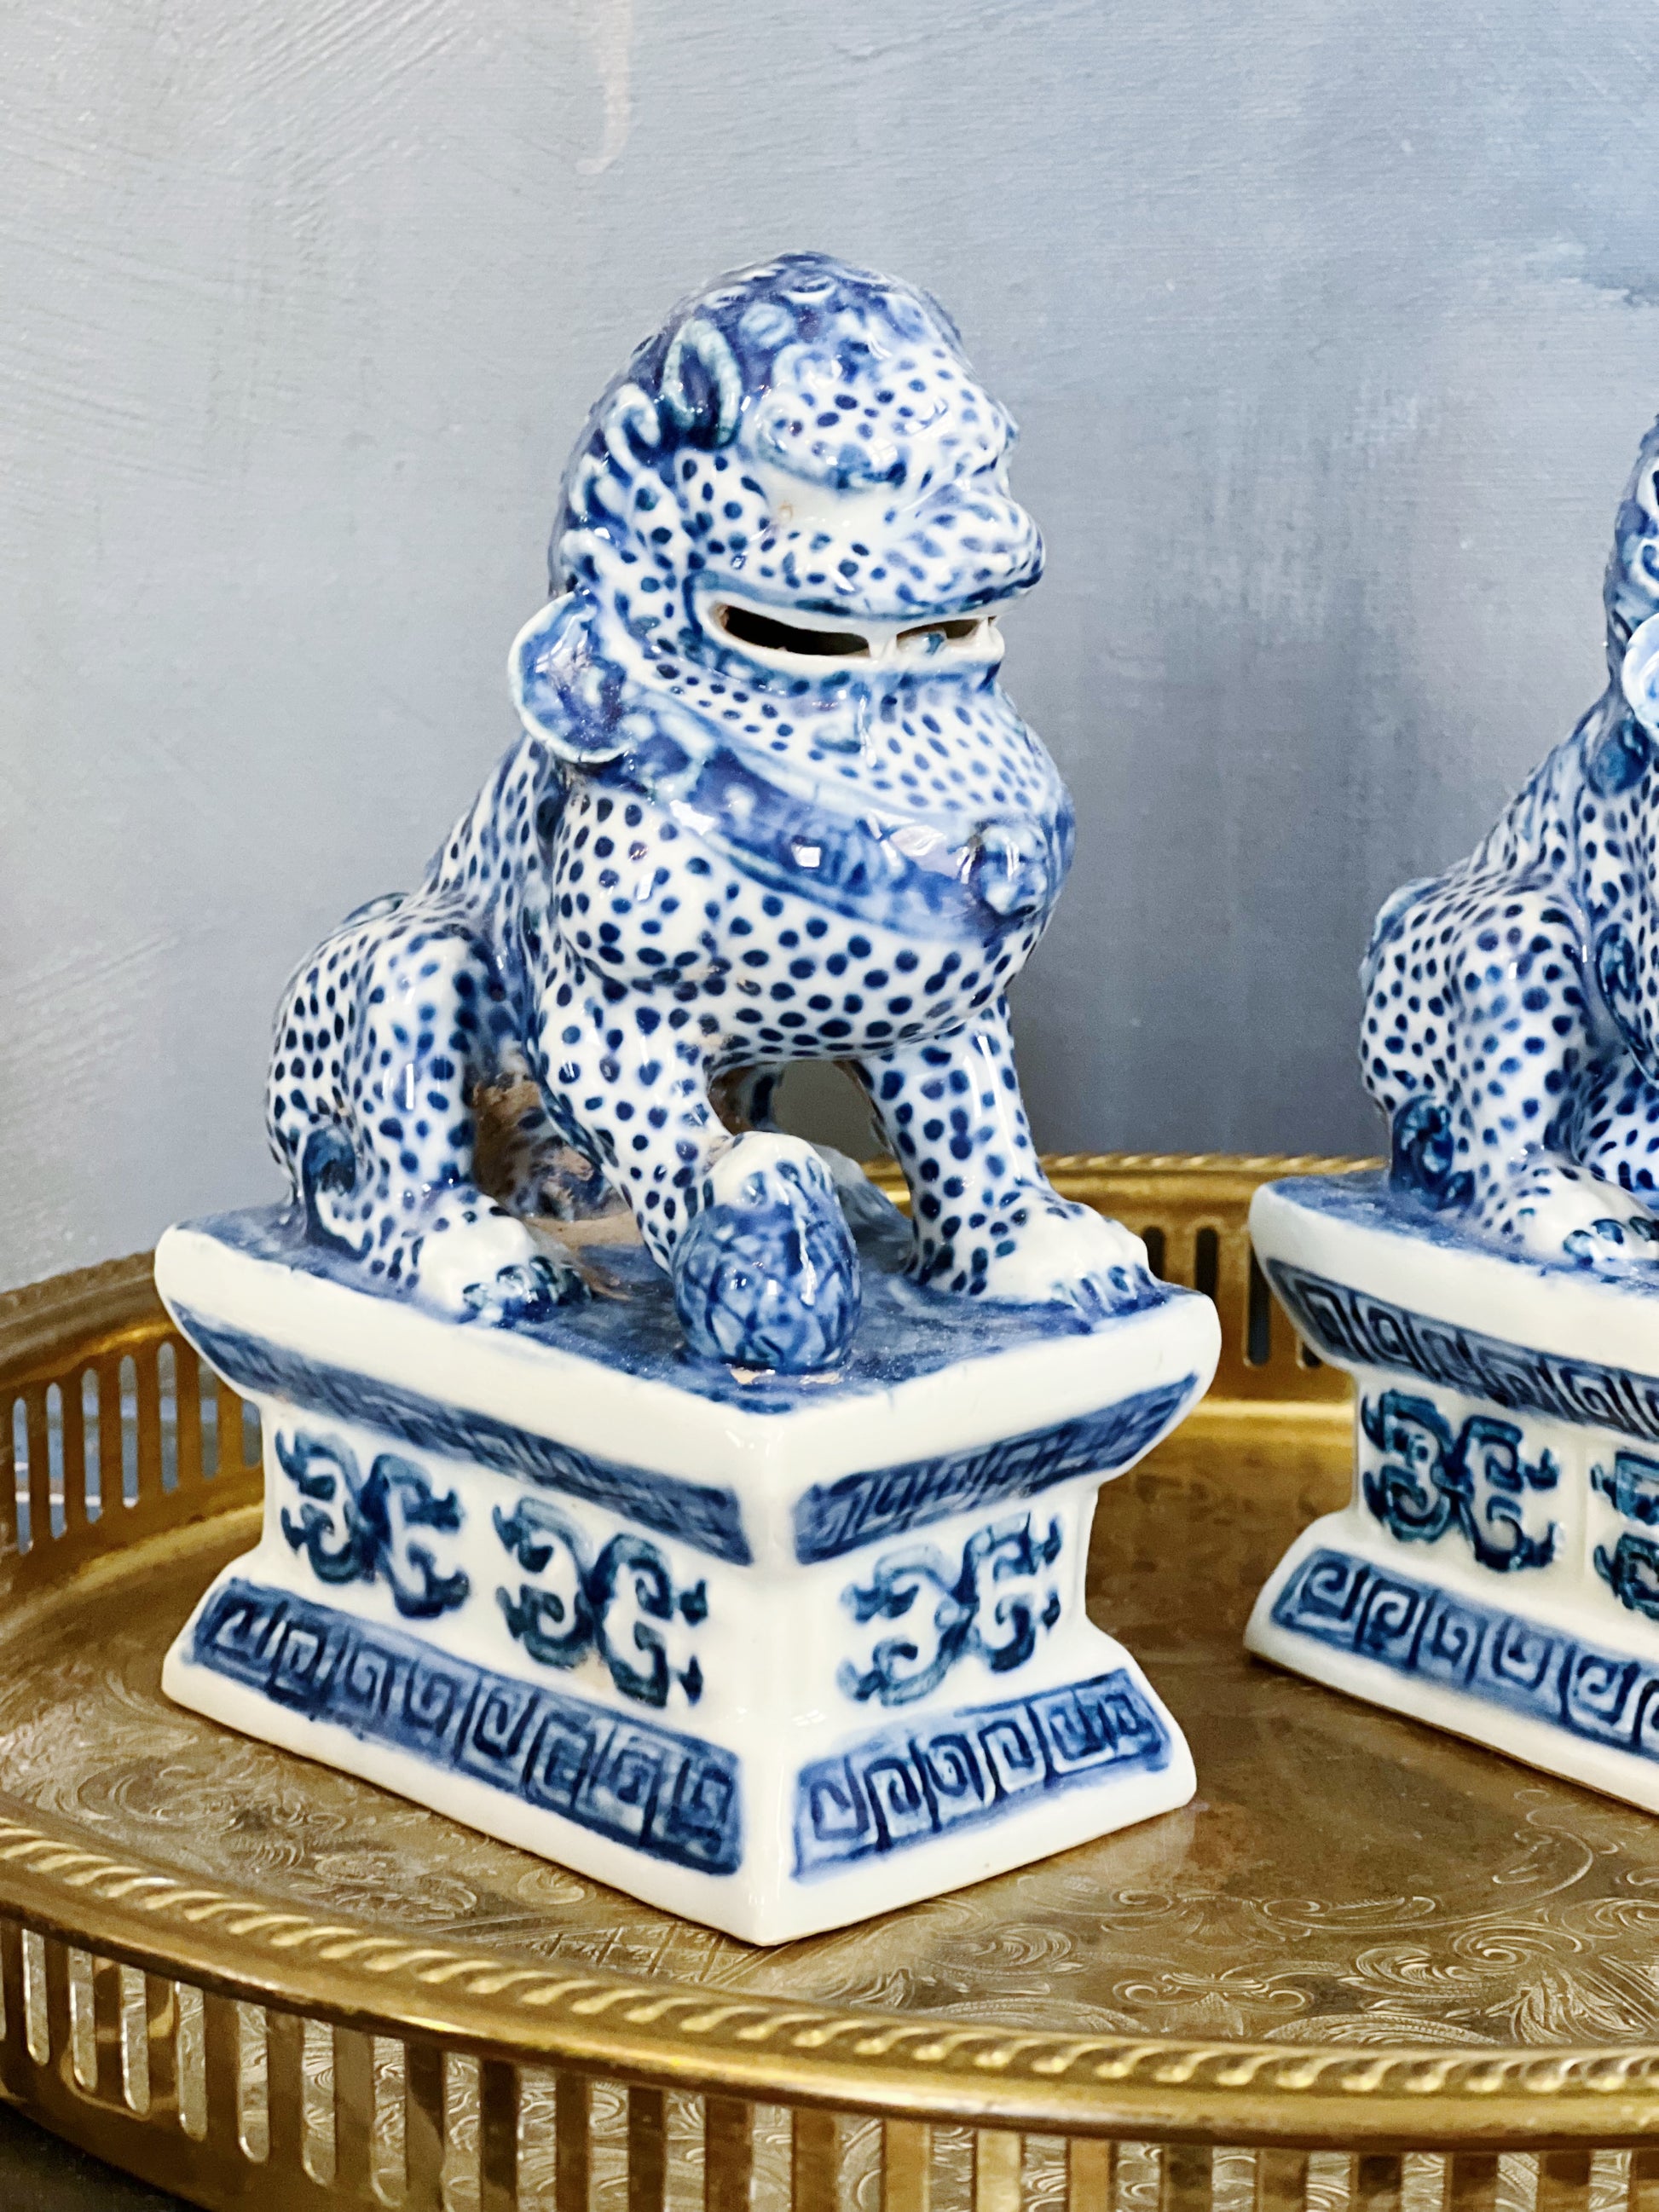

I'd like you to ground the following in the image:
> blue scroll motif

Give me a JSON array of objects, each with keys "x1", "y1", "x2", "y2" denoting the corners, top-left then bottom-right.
[
  {"x1": 176, "y1": 1305, "x2": 751, "y2": 1563},
  {"x1": 191, "y1": 1579, "x2": 742, "y2": 1874},
  {"x1": 1595, "y1": 1533, "x2": 1659, "y2": 1620},
  {"x1": 1270, "y1": 1547, "x2": 1659, "y2": 1760},
  {"x1": 1590, "y1": 1450, "x2": 1659, "y2": 1620},
  {"x1": 1267, "y1": 1259, "x2": 1659, "y2": 1446},
  {"x1": 1360, "y1": 1391, "x2": 1558, "y2": 1571},
  {"x1": 493, "y1": 1499, "x2": 708, "y2": 1708},
  {"x1": 794, "y1": 1668, "x2": 1171, "y2": 1877},
  {"x1": 838, "y1": 1512, "x2": 1062, "y2": 1706},
  {"x1": 277, "y1": 1431, "x2": 469, "y2": 1619},
  {"x1": 793, "y1": 1377, "x2": 1195, "y2": 1565},
  {"x1": 1593, "y1": 1451, "x2": 1659, "y2": 1526}
]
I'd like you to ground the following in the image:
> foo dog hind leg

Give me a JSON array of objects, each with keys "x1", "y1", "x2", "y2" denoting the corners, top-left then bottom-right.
[
  {"x1": 268, "y1": 901, "x2": 582, "y2": 1322},
  {"x1": 1363, "y1": 875, "x2": 1659, "y2": 1266},
  {"x1": 851, "y1": 1002, "x2": 1152, "y2": 1315},
  {"x1": 1577, "y1": 1058, "x2": 1659, "y2": 1212}
]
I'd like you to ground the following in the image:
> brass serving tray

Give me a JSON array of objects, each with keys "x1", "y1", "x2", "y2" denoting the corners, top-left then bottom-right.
[{"x1": 6, "y1": 1156, "x2": 1659, "y2": 2212}]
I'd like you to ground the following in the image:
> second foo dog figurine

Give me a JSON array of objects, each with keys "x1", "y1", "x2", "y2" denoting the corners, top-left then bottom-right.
[
  {"x1": 269, "y1": 248, "x2": 1147, "y2": 1372},
  {"x1": 156, "y1": 256, "x2": 1217, "y2": 1941},
  {"x1": 1250, "y1": 415, "x2": 1659, "y2": 1811},
  {"x1": 1361, "y1": 412, "x2": 1659, "y2": 1265}
]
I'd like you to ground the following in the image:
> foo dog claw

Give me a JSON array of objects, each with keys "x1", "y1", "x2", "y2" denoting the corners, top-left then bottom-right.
[
  {"x1": 460, "y1": 1256, "x2": 587, "y2": 1327},
  {"x1": 931, "y1": 1194, "x2": 1155, "y2": 1317},
  {"x1": 1563, "y1": 1223, "x2": 1659, "y2": 1267},
  {"x1": 1558, "y1": 1210, "x2": 1659, "y2": 1269}
]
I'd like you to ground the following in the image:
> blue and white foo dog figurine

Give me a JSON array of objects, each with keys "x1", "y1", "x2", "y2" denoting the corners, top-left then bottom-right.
[
  {"x1": 159, "y1": 255, "x2": 1217, "y2": 1942},
  {"x1": 1249, "y1": 414, "x2": 1659, "y2": 1811}
]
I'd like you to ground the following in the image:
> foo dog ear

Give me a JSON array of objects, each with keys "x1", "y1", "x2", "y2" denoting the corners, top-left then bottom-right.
[
  {"x1": 1622, "y1": 611, "x2": 1659, "y2": 735},
  {"x1": 510, "y1": 598, "x2": 628, "y2": 764},
  {"x1": 659, "y1": 317, "x2": 742, "y2": 447}
]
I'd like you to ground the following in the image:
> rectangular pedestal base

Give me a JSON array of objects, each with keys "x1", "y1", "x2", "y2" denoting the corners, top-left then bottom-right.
[
  {"x1": 155, "y1": 1203, "x2": 1214, "y2": 1943},
  {"x1": 1248, "y1": 1171, "x2": 1659, "y2": 1814}
]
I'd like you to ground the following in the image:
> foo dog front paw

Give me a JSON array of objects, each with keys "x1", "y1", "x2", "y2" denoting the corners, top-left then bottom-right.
[
  {"x1": 1490, "y1": 1156, "x2": 1659, "y2": 1273},
  {"x1": 416, "y1": 1203, "x2": 588, "y2": 1325},
  {"x1": 674, "y1": 1135, "x2": 861, "y2": 1372},
  {"x1": 930, "y1": 1192, "x2": 1157, "y2": 1320}
]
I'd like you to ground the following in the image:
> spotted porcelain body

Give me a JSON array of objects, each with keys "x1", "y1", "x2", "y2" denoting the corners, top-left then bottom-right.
[
  {"x1": 162, "y1": 255, "x2": 1219, "y2": 1938},
  {"x1": 1361, "y1": 414, "x2": 1659, "y2": 1271},
  {"x1": 265, "y1": 251, "x2": 1142, "y2": 1374},
  {"x1": 1251, "y1": 414, "x2": 1659, "y2": 1807}
]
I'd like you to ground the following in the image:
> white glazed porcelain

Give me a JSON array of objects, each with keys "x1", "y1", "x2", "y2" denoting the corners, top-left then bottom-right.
[
  {"x1": 1248, "y1": 1174, "x2": 1659, "y2": 1808},
  {"x1": 160, "y1": 251, "x2": 1221, "y2": 1939},
  {"x1": 1248, "y1": 413, "x2": 1659, "y2": 1806},
  {"x1": 257, "y1": 251, "x2": 1153, "y2": 1377},
  {"x1": 160, "y1": 1204, "x2": 1215, "y2": 1942}
]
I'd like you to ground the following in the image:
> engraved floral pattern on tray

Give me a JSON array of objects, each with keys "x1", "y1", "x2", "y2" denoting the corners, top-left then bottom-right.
[{"x1": 9, "y1": 1431, "x2": 1659, "y2": 2053}]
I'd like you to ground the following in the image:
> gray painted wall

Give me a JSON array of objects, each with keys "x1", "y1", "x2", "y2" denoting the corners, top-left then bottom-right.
[{"x1": 4, "y1": 0, "x2": 1656, "y2": 1285}]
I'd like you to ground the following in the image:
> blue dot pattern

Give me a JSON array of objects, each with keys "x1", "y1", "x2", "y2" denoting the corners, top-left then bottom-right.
[
  {"x1": 1362, "y1": 413, "x2": 1659, "y2": 1273},
  {"x1": 265, "y1": 253, "x2": 1151, "y2": 1371}
]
